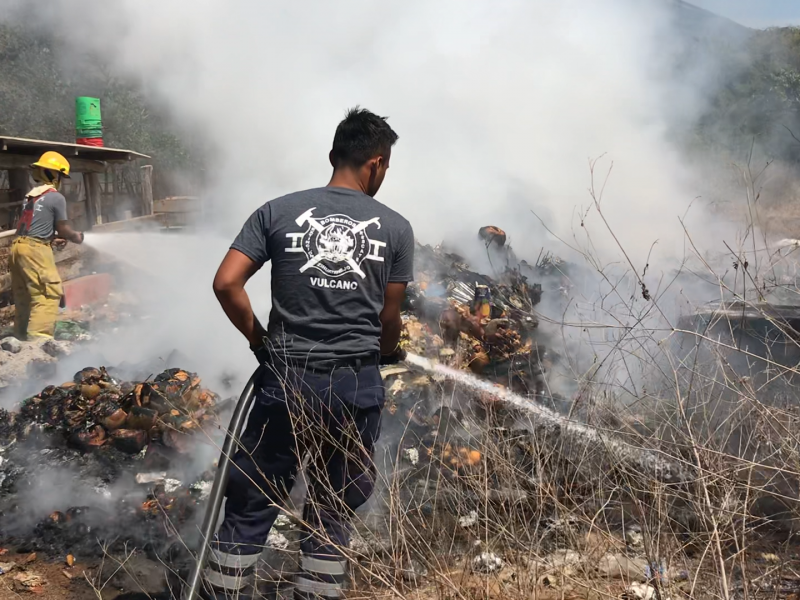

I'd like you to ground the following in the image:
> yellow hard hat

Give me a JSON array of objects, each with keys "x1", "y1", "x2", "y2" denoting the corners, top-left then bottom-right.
[{"x1": 31, "y1": 151, "x2": 71, "y2": 178}]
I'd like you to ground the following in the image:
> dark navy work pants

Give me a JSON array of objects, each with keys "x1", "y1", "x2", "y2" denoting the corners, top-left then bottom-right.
[{"x1": 215, "y1": 363, "x2": 384, "y2": 559}]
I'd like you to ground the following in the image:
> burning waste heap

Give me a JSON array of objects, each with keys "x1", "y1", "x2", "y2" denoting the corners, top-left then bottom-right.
[
  {"x1": 403, "y1": 237, "x2": 552, "y2": 393},
  {"x1": 0, "y1": 226, "x2": 566, "y2": 543},
  {"x1": 0, "y1": 366, "x2": 226, "y2": 561},
  {"x1": 0, "y1": 227, "x2": 698, "y2": 596},
  {"x1": 8, "y1": 366, "x2": 223, "y2": 454}
]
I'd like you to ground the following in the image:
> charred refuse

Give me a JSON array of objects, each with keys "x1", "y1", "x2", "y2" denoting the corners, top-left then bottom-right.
[
  {"x1": 1, "y1": 366, "x2": 222, "y2": 454},
  {"x1": 0, "y1": 366, "x2": 225, "y2": 558},
  {"x1": 402, "y1": 241, "x2": 552, "y2": 397}
]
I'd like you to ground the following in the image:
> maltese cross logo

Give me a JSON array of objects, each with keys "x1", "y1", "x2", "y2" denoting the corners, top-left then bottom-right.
[{"x1": 285, "y1": 208, "x2": 386, "y2": 279}]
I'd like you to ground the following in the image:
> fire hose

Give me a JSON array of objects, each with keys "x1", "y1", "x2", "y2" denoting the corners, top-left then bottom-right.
[
  {"x1": 403, "y1": 353, "x2": 694, "y2": 484},
  {"x1": 184, "y1": 366, "x2": 262, "y2": 600}
]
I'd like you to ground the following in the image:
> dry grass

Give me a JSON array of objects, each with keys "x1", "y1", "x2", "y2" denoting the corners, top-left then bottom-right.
[{"x1": 69, "y1": 158, "x2": 800, "y2": 600}]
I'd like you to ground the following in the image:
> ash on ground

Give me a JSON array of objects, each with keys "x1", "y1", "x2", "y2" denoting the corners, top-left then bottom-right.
[{"x1": 0, "y1": 365, "x2": 228, "y2": 561}]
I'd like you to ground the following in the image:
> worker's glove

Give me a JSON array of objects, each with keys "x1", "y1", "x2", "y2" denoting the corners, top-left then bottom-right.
[
  {"x1": 380, "y1": 345, "x2": 407, "y2": 366},
  {"x1": 251, "y1": 344, "x2": 271, "y2": 367},
  {"x1": 77, "y1": 232, "x2": 85, "y2": 244}
]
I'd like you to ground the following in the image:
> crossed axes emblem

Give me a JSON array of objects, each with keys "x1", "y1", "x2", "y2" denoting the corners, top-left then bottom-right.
[{"x1": 295, "y1": 208, "x2": 381, "y2": 278}]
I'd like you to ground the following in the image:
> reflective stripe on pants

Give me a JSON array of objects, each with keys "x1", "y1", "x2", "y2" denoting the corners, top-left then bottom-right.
[
  {"x1": 294, "y1": 554, "x2": 348, "y2": 600},
  {"x1": 201, "y1": 549, "x2": 258, "y2": 595}
]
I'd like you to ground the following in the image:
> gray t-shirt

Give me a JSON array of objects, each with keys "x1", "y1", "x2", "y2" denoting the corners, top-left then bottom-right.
[
  {"x1": 16, "y1": 188, "x2": 67, "y2": 239},
  {"x1": 232, "y1": 186, "x2": 415, "y2": 363}
]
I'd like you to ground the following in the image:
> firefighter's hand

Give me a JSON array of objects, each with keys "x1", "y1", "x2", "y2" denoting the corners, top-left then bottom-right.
[
  {"x1": 251, "y1": 344, "x2": 270, "y2": 367},
  {"x1": 380, "y1": 345, "x2": 407, "y2": 365}
]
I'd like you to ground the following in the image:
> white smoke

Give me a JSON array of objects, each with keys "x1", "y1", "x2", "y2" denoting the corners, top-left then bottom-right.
[
  {"x1": 2, "y1": 1, "x2": 784, "y2": 540},
  {"x1": 0, "y1": 0, "x2": 745, "y2": 386},
  {"x1": 7, "y1": 1, "x2": 716, "y2": 247}
]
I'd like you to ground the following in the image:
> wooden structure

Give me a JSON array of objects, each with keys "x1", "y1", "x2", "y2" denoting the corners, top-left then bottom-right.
[
  {"x1": 0, "y1": 135, "x2": 151, "y2": 231},
  {"x1": 153, "y1": 196, "x2": 203, "y2": 228},
  {"x1": 0, "y1": 136, "x2": 154, "y2": 296}
]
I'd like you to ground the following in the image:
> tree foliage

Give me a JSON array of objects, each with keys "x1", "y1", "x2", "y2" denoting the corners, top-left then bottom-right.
[
  {"x1": 3, "y1": 17, "x2": 800, "y2": 180},
  {"x1": 0, "y1": 23, "x2": 194, "y2": 172},
  {"x1": 696, "y1": 26, "x2": 800, "y2": 166}
]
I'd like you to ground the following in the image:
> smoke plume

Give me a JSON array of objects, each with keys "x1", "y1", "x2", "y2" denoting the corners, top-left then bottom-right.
[{"x1": 0, "y1": 0, "x2": 750, "y2": 387}]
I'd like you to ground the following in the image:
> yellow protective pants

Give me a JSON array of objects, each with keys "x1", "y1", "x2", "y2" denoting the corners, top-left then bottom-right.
[{"x1": 9, "y1": 237, "x2": 63, "y2": 340}]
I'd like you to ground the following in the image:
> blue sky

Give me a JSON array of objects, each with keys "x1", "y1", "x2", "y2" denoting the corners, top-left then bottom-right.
[{"x1": 692, "y1": 1, "x2": 800, "y2": 28}]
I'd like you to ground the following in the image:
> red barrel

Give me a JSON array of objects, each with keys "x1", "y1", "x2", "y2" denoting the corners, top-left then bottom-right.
[{"x1": 76, "y1": 137, "x2": 104, "y2": 147}]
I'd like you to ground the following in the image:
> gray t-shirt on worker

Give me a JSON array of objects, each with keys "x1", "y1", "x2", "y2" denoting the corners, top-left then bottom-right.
[
  {"x1": 232, "y1": 186, "x2": 415, "y2": 364},
  {"x1": 16, "y1": 189, "x2": 67, "y2": 239}
]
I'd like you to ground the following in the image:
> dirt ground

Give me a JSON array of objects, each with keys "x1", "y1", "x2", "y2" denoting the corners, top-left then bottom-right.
[
  {"x1": 0, "y1": 339, "x2": 67, "y2": 389},
  {"x1": 0, "y1": 553, "x2": 100, "y2": 600},
  {"x1": 0, "y1": 550, "x2": 172, "y2": 600},
  {"x1": 2, "y1": 531, "x2": 796, "y2": 600}
]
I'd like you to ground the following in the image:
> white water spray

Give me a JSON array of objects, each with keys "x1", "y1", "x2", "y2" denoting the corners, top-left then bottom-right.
[
  {"x1": 82, "y1": 232, "x2": 179, "y2": 275},
  {"x1": 73, "y1": 230, "x2": 273, "y2": 390},
  {"x1": 404, "y1": 352, "x2": 692, "y2": 483}
]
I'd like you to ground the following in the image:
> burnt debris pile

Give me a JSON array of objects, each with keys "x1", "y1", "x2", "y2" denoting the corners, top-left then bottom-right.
[
  {"x1": 376, "y1": 237, "x2": 696, "y2": 528},
  {"x1": 0, "y1": 367, "x2": 224, "y2": 557},
  {"x1": 373, "y1": 237, "x2": 583, "y2": 509},
  {"x1": 3, "y1": 366, "x2": 223, "y2": 455},
  {"x1": 402, "y1": 238, "x2": 564, "y2": 398},
  {"x1": 0, "y1": 228, "x2": 578, "y2": 567}
]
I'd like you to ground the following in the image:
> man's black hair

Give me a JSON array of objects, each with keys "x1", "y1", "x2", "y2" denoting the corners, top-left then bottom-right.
[{"x1": 330, "y1": 106, "x2": 399, "y2": 168}]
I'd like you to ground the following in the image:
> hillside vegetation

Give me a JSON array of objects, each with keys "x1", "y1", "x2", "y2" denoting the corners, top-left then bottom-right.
[
  {"x1": 0, "y1": 23, "x2": 193, "y2": 172},
  {"x1": 697, "y1": 26, "x2": 800, "y2": 166},
  {"x1": 1, "y1": 16, "x2": 800, "y2": 186}
]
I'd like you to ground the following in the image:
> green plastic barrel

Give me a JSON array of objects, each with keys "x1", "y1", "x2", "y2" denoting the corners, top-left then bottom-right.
[
  {"x1": 76, "y1": 97, "x2": 102, "y2": 129},
  {"x1": 76, "y1": 127, "x2": 104, "y2": 137}
]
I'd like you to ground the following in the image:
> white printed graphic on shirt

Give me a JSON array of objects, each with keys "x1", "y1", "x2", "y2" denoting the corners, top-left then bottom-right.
[{"x1": 285, "y1": 208, "x2": 385, "y2": 279}]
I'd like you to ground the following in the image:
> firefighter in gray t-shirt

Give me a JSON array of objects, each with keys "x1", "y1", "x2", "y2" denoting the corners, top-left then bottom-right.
[
  {"x1": 204, "y1": 108, "x2": 412, "y2": 600},
  {"x1": 10, "y1": 151, "x2": 84, "y2": 339}
]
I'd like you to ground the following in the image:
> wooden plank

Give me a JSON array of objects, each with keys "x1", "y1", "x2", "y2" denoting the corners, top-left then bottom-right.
[
  {"x1": 153, "y1": 196, "x2": 200, "y2": 213},
  {"x1": 141, "y1": 165, "x2": 154, "y2": 216},
  {"x1": 0, "y1": 154, "x2": 106, "y2": 174},
  {"x1": 0, "y1": 135, "x2": 149, "y2": 160},
  {"x1": 91, "y1": 214, "x2": 163, "y2": 233},
  {"x1": 6, "y1": 169, "x2": 28, "y2": 231},
  {"x1": 84, "y1": 172, "x2": 102, "y2": 227}
]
